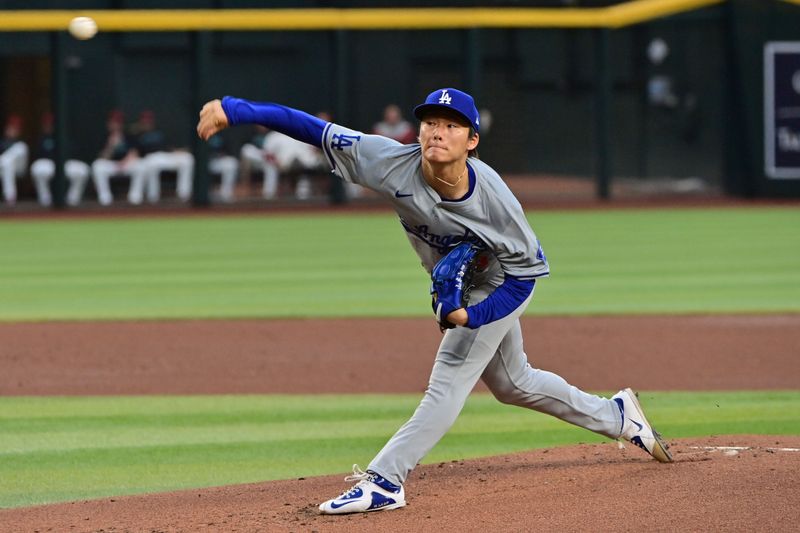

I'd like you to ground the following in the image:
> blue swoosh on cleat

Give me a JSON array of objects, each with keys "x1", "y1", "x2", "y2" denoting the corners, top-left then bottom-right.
[
  {"x1": 395, "y1": 191, "x2": 413, "y2": 198},
  {"x1": 330, "y1": 499, "x2": 361, "y2": 510}
]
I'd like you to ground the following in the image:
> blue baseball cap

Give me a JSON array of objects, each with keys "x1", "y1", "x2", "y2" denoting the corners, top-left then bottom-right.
[{"x1": 413, "y1": 88, "x2": 480, "y2": 133}]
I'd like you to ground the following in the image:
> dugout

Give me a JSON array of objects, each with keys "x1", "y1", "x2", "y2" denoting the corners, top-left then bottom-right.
[{"x1": 1, "y1": 0, "x2": 799, "y2": 206}]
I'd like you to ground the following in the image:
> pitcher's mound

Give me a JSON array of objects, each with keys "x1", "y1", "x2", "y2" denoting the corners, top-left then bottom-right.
[{"x1": 3, "y1": 435, "x2": 798, "y2": 532}]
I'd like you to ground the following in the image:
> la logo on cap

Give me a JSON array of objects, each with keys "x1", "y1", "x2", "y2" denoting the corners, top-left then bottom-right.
[{"x1": 438, "y1": 90, "x2": 452, "y2": 105}]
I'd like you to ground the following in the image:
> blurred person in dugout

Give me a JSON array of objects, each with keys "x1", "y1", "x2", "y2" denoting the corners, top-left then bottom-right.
[
  {"x1": 0, "y1": 114, "x2": 29, "y2": 206},
  {"x1": 261, "y1": 111, "x2": 335, "y2": 200},
  {"x1": 207, "y1": 132, "x2": 239, "y2": 202},
  {"x1": 128, "y1": 110, "x2": 194, "y2": 204},
  {"x1": 261, "y1": 128, "x2": 319, "y2": 200},
  {"x1": 91, "y1": 110, "x2": 147, "y2": 206},
  {"x1": 372, "y1": 104, "x2": 416, "y2": 144},
  {"x1": 238, "y1": 125, "x2": 269, "y2": 192},
  {"x1": 30, "y1": 112, "x2": 91, "y2": 207}
]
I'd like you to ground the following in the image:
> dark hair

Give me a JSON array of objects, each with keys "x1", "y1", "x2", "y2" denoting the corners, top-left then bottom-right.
[{"x1": 468, "y1": 127, "x2": 479, "y2": 159}]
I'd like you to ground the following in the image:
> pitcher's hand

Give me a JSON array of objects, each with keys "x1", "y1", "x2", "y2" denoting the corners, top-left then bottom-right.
[{"x1": 197, "y1": 99, "x2": 229, "y2": 141}]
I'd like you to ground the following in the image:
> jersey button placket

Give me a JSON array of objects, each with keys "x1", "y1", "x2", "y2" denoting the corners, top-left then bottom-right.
[{"x1": 432, "y1": 201, "x2": 445, "y2": 222}]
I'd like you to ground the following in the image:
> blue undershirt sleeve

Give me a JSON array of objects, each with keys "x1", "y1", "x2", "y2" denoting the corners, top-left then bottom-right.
[
  {"x1": 220, "y1": 96, "x2": 325, "y2": 148},
  {"x1": 465, "y1": 276, "x2": 534, "y2": 328}
]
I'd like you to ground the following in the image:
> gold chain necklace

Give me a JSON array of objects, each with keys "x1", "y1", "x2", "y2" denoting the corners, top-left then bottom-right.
[{"x1": 434, "y1": 166, "x2": 467, "y2": 187}]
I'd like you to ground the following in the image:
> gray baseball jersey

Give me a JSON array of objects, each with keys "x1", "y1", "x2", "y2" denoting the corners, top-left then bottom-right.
[
  {"x1": 321, "y1": 123, "x2": 549, "y2": 290},
  {"x1": 320, "y1": 122, "x2": 621, "y2": 486}
]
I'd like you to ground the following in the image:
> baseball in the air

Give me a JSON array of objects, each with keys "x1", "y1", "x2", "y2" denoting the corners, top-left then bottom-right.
[{"x1": 68, "y1": 16, "x2": 98, "y2": 40}]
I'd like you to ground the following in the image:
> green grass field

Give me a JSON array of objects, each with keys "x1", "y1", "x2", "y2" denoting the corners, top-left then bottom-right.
[
  {"x1": 1, "y1": 391, "x2": 799, "y2": 508},
  {"x1": 1, "y1": 207, "x2": 798, "y2": 321},
  {"x1": 1, "y1": 206, "x2": 798, "y2": 508}
]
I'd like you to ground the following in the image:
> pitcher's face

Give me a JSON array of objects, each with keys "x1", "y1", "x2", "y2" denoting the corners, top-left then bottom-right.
[{"x1": 418, "y1": 110, "x2": 478, "y2": 165}]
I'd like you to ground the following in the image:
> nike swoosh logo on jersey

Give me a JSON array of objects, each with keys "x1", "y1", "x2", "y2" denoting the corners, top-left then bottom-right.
[{"x1": 395, "y1": 190, "x2": 413, "y2": 198}]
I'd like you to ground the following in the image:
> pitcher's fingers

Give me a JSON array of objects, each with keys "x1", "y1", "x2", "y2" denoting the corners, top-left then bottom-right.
[
  {"x1": 197, "y1": 101, "x2": 218, "y2": 139},
  {"x1": 196, "y1": 119, "x2": 212, "y2": 140}
]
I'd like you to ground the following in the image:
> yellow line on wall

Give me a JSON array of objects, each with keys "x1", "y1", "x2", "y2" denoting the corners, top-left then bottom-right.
[
  {"x1": 605, "y1": 0, "x2": 725, "y2": 27},
  {"x1": 0, "y1": 0, "x2": 727, "y2": 32}
]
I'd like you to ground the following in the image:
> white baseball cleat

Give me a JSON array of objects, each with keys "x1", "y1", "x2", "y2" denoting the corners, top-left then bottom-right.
[
  {"x1": 319, "y1": 464, "x2": 406, "y2": 514},
  {"x1": 612, "y1": 388, "x2": 673, "y2": 463}
]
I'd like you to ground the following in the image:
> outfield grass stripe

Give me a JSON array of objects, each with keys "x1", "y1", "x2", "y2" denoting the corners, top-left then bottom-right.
[{"x1": 1, "y1": 207, "x2": 799, "y2": 321}]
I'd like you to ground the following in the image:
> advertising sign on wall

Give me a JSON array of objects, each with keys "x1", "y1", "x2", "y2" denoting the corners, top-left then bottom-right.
[{"x1": 765, "y1": 42, "x2": 800, "y2": 179}]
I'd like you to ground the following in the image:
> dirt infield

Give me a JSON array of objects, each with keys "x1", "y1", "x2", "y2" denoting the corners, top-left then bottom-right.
[
  {"x1": 1, "y1": 314, "x2": 798, "y2": 531},
  {"x1": 2, "y1": 314, "x2": 798, "y2": 395}
]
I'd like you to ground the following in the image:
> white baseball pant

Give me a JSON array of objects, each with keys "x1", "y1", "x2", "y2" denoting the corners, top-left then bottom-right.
[
  {"x1": 129, "y1": 151, "x2": 195, "y2": 204},
  {"x1": 30, "y1": 158, "x2": 91, "y2": 206},
  {"x1": 91, "y1": 158, "x2": 148, "y2": 206},
  {"x1": 368, "y1": 284, "x2": 623, "y2": 486},
  {"x1": 0, "y1": 141, "x2": 28, "y2": 204},
  {"x1": 210, "y1": 154, "x2": 239, "y2": 202}
]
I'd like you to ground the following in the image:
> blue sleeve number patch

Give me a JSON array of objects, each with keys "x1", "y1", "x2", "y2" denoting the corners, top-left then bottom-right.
[{"x1": 330, "y1": 133, "x2": 361, "y2": 151}]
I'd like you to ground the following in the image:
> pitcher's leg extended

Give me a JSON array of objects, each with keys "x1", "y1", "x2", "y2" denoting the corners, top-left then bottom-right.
[
  {"x1": 319, "y1": 294, "x2": 532, "y2": 515},
  {"x1": 481, "y1": 321, "x2": 672, "y2": 461},
  {"x1": 318, "y1": 326, "x2": 500, "y2": 516},
  {"x1": 368, "y1": 295, "x2": 531, "y2": 486},
  {"x1": 481, "y1": 320, "x2": 621, "y2": 438}
]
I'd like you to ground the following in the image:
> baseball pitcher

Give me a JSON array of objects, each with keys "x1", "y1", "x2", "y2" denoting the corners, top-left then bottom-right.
[{"x1": 197, "y1": 88, "x2": 672, "y2": 515}]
